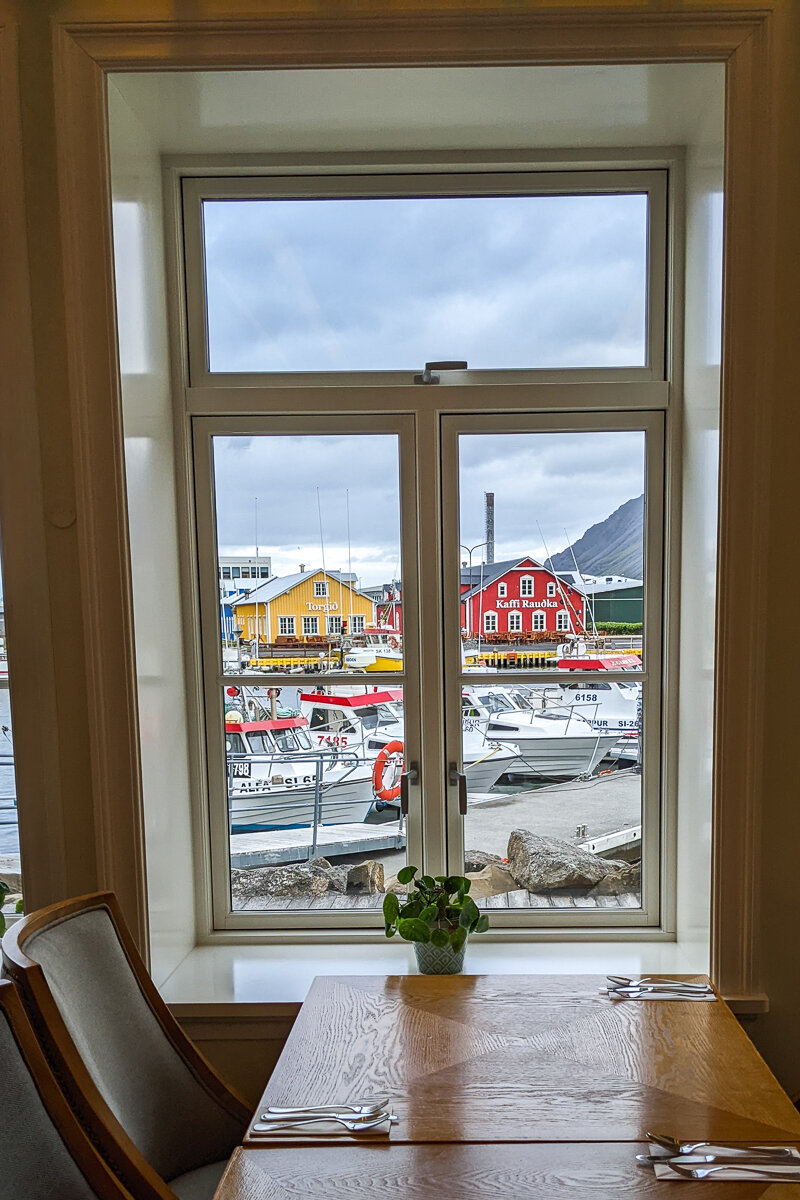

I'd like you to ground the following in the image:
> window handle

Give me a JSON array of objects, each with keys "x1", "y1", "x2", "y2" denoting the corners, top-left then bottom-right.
[
  {"x1": 449, "y1": 763, "x2": 468, "y2": 816},
  {"x1": 400, "y1": 763, "x2": 419, "y2": 816}
]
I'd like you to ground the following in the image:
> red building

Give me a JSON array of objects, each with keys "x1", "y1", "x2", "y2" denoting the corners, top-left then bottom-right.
[{"x1": 460, "y1": 557, "x2": 586, "y2": 639}]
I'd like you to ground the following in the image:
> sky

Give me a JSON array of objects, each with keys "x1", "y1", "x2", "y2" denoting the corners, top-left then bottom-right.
[
  {"x1": 209, "y1": 190, "x2": 649, "y2": 585},
  {"x1": 204, "y1": 193, "x2": 648, "y2": 373},
  {"x1": 214, "y1": 430, "x2": 645, "y2": 586}
]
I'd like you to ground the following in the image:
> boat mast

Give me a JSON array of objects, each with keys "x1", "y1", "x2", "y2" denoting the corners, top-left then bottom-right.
[
  {"x1": 254, "y1": 496, "x2": 260, "y2": 664},
  {"x1": 316, "y1": 487, "x2": 331, "y2": 663},
  {"x1": 564, "y1": 527, "x2": 597, "y2": 637},
  {"x1": 346, "y1": 488, "x2": 353, "y2": 637},
  {"x1": 536, "y1": 522, "x2": 582, "y2": 636}
]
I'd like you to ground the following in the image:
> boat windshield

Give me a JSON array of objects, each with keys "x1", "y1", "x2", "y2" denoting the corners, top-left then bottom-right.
[
  {"x1": 246, "y1": 731, "x2": 276, "y2": 754},
  {"x1": 225, "y1": 732, "x2": 247, "y2": 754},
  {"x1": 358, "y1": 703, "x2": 399, "y2": 731},
  {"x1": 480, "y1": 692, "x2": 516, "y2": 714}
]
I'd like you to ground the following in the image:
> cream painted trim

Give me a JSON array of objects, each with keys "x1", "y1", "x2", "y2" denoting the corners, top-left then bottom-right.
[
  {"x1": 181, "y1": 168, "x2": 667, "y2": 389},
  {"x1": 440, "y1": 408, "x2": 665, "y2": 929},
  {"x1": 42, "y1": 4, "x2": 770, "y2": 982}
]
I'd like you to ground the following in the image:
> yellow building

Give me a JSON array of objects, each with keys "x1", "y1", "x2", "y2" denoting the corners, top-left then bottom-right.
[{"x1": 232, "y1": 569, "x2": 375, "y2": 644}]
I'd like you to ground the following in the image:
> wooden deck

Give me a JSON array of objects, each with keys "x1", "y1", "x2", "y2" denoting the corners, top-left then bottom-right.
[{"x1": 234, "y1": 887, "x2": 640, "y2": 911}]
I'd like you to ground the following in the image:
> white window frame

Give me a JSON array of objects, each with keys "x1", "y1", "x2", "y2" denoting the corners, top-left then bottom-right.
[
  {"x1": 178, "y1": 161, "x2": 672, "y2": 937},
  {"x1": 508, "y1": 611, "x2": 522, "y2": 633},
  {"x1": 302, "y1": 615, "x2": 319, "y2": 636},
  {"x1": 327, "y1": 615, "x2": 342, "y2": 635},
  {"x1": 278, "y1": 616, "x2": 295, "y2": 636},
  {"x1": 497, "y1": 582, "x2": 507, "y2": 598},
  {"x1": 350, "y1": 615, "x2": 365, "y2": 634},
  {"x1": 314, "y1": 581, "x2": 328, "y2": 598},
  {"x1": 547, "y1": 581, "x2": 556, "y2": 597},
  {"x1": 483, "y1": 611, "x2": 498, "y2": 634},
  {"x1": 532, "y1": 611, "x2": 546, "y2": 632},
  {"x1": 556, "y1": 610, "x2": 571, "y2": 632},
  {"x1": 520, "y1": 576, "x2": 535, "y2": 597}
]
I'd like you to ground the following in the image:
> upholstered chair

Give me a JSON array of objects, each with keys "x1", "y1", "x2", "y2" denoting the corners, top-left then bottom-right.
[
  {"x1": 0, "y1": 976, "x2": 142, "y2": 1200},
  {"x1": 3, "y1": 892, "x2": 251, "y2": 1200}
]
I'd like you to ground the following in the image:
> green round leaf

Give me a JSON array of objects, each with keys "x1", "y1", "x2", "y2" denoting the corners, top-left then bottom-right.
[
  {"x1": 449, "y1": 926, "x2": 467, "y2": 951},
  {"x1": 397, "y1": 865, "x2": 418, "y2": 885},
  {"x1": 383, "y1": 892, "x2": 400, "y2": 924},
  {"x1": 419, "y1": 904, "x2": 437, "y2": 924},
  {"x1": 459, "y1": 897, "x2": 480, "y2": 928},
  {"x1": 419, "y1": 875, "x2": 436, "y2": 890},
  {"x1": 397, "y1": 917, "x2": 432, "y2": 943},
  {"x1": 474, "y1": 914, "x2": 490, "y2": 934},
  {"x1": 445, "y1": 875, "x2": 466, "y2": 893},
  {"x1": 430, "y1": 928, "x2": 450, "y2": 947}
]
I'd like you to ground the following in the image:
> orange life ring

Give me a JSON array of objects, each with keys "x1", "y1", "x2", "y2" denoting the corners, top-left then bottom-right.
[
  {"x1": 387, "y1": 635, "x2": 400, "y2": 650},
  {"x1": 372, "y1": 739, "x2": 405, "y2": 802}
]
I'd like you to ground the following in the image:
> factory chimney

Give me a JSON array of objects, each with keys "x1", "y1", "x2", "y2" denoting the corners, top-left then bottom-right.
[{"x1": 485, "y1": 492, "x2": 495, "y2": 565}]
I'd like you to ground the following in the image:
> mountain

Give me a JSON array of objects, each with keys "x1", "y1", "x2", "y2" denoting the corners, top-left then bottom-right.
[{"x1": 547, "y1": 494, "x2": 644, "y2": 579}]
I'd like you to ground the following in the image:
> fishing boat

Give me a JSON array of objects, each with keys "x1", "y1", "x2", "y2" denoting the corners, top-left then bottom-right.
[
  {"x1": 462, "y1": 685, "x2": 620, "y2": 779},
  {"x1": 223, "y1": 705, "x2": 378, "y2": 832},
  {"x1": 342, "y1": 628, "x2": 403, "y2": 672},
  {"x1": 511, "y1": 680, "x2": 640, "y2": 738}
]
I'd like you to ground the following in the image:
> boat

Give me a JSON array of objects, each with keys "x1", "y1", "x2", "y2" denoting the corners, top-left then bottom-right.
[
  {"x1": 342, "y1": 628, "x2": 403, "y2": 672},
  {"x1": 223, "y1": 704, "x2": 378, "y2": 832},
  {"x1": 512, "y1": 679, "x2": 641, "y2": 738},
  {"x1": 556, "y1": 633, "x2": 641, "y2": 672},
  {"x1": 298, "y1": 688, "x2": 520, "y2": 795},
  {"x1": 461, "y1": 685, "x2": 620, "y2": 779}
]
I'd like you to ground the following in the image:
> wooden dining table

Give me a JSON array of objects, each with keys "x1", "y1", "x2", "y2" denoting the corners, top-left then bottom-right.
[{"x1": 214, "y1": 975, "x2": 800, "y2": 1198}]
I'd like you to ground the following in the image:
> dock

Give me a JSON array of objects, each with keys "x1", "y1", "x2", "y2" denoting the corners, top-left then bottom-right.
[{"x1": 230, "y1": 820, "x2": 406, "y2": 869}]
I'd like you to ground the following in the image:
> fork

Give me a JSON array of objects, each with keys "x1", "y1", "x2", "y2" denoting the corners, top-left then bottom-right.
[
  {"x1": 669, "y1": 1161, "x2": 800, "y2": 1181},
  {"x1": 252, "y1": 1112, "x2": 396, "y2": 1134},
  {"x1": 263, "y1": 1098, "x2": 388, "y2": 1118},
  {"x1": 608, "y1": 975, "x2": 711, "y2": 992},
  {"x1": 647, "y1": 1130, "x2": 798, "y2": 1158}
]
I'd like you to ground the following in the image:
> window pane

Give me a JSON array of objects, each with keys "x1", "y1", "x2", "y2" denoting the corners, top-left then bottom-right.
[
  {"x1": 203, "y1": 193, "x2": 648, "y2": 372},
  {"x1": 212, "y1": 434, "x2": 403, "y2": 676},
  {"x1": 0, "y1": 573, "x2": 19, "y2": 922},
  {"x1": 462, "y1": 681, "x2": 642, "y2": 909},
  {"x1": 458, "y1": 430, "x2": 645, "y2": 673},
  {"x1": 226, "y1": 684, "x2": 407, "y2": 912}
]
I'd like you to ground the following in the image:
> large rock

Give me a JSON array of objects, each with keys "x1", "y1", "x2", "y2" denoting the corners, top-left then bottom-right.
[
  {"x1": 589, "y1": 861, "x2": 642, "y2": 897},
  {"x1": 231, "y1": 857, "x2": 349, "y2": 900},
  {"x1": 383, "y1": 873, "x2": 409, "y2": 895},
  {"x1": 507, "y1": 829, "x2": 625, "y2": 891},
  {"x1": 464, "y1": 850, "x2": 506, "y2": 873},
  {"x1": 346, "y1": 860, "x2": 385, "y2": 894},
  {"x1": 465, "y1": 864, "x2": 517, "y2": 898}
]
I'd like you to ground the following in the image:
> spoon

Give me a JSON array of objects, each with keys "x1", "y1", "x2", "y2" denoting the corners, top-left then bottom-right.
[{"x1": 646, "y1": 1131, "x2": 797, "y2": 1158}]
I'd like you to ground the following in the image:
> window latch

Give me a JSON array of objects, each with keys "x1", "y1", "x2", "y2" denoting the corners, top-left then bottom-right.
[{"x1": 413, "y1": 360, "x2": 468, "y2": 385}]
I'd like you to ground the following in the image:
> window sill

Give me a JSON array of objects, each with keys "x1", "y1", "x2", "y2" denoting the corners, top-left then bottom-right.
[{"x1": 158, "y1": 938, "x2": 709, "y2": 1008}]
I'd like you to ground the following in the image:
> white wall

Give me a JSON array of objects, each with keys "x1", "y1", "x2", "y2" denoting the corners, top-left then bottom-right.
[
  {"x1": 108, "y1": 84, "x2": 197, "y2": 985},
  {"x1": 108, "y1": 63, "x2": 723, "y2": 970},
  {"x1": 676, "y1": 88, "x2": 724, "y2": 955}
]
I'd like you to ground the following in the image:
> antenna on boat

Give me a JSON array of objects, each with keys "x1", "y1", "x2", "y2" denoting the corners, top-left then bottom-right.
[{"x1": 564, "y1": 528, "x2": 597, "y2": 637}]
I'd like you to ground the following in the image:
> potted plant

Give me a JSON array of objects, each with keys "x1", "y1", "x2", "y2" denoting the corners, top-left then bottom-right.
[{"x1": 383, "y1": 866, "x2": 489, "y2": 974}]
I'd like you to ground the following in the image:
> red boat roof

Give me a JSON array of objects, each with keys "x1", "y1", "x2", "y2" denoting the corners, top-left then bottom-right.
[
  {"x1": 558, "y1": 655, "x2": 641, "y2": 671},
  {"x1": 299, "y1": 690, "x2": 403, "y2": 707},
  {"x1": 225, "y1": 716, "x2": 309, "y2": 732}
]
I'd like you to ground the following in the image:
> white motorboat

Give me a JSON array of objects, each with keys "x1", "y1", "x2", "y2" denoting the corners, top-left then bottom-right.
[
  {"x1": 224, "y1": 710, "x2": 377, "y2": 831},
  {"x1": 462, "y1": 685, "x2": 620, "y2": 779},
  {"x1": 298, "y1": 688, "x2": 520, "y2": 796},
  {"x1": 342, "y1": 627, "x2": 403, "y2": 672},
  {"x1": 511, "y1": 679, "x2": 641, "y2": 738}
]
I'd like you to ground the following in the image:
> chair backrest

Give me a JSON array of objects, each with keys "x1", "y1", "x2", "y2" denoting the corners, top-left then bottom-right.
[
  {"x1": 0, "y1": 977, "x2": 137, "y2": 1200},
  {"x1": 3, "y1": 893, "x2": 249, "y2": 1198}
]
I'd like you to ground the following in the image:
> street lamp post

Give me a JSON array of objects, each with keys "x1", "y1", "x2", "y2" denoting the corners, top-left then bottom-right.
[{"x1": 459, "y1": 541, "x2": 490, "y2": 638}]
